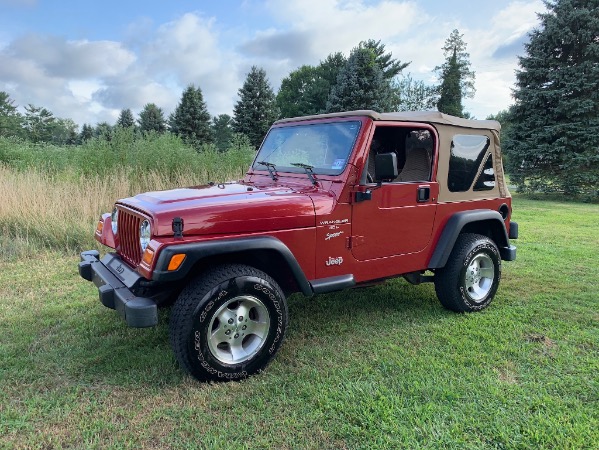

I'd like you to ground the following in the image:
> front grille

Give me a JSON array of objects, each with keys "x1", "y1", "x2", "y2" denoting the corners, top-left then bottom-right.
[{"x1": 117, "y1": 208, "x2": 143, "y2": 267}]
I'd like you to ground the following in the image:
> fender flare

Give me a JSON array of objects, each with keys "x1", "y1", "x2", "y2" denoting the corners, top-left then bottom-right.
[
  {"x1": 428, "y1": 209, "x2": 510, "y2": 269},
  {"x1": 152, "y1": 236, "x2": 314, "y2": 297}
]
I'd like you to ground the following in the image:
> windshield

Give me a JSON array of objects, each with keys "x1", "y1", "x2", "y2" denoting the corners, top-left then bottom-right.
[{"x1": 253, "y1": 121, "x2": 361, "y2": 175}]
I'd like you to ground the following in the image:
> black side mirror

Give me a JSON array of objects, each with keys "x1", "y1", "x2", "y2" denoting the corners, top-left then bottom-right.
[{"x1": 375, "y1": 153, "x2": 398, "y2": 182}]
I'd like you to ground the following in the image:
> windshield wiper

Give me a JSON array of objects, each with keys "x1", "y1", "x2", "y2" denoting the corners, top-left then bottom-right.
[
  {"x1": 291, "y1": 162, "x2": 317, "y2": 186},
  {"x1": 256, "y1": 161, "x2": 278, "y2": 181}
]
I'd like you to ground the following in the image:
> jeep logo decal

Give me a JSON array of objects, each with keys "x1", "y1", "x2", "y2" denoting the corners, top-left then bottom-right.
[{"x1": 325, "y1": 256, "x2": 344, "y2": 266}]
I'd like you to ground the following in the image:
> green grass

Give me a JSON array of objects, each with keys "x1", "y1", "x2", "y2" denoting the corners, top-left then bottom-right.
[{"x1": 1, "y1": 197, "x2": 598, "y2": 449}]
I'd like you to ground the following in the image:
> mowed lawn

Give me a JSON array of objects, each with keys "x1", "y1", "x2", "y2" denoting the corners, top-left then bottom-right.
[{"x1": 0, "y1": 197, "x2": 597, "y2": 449}]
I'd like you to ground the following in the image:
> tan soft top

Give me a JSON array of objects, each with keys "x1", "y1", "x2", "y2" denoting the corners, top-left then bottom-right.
[{"x1": 274, "y1": 110, "x2": 500, "y2": 132}]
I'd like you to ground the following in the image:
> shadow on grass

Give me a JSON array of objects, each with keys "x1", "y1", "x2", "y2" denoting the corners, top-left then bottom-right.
[{"x1": 47, "y1": 278, "x2": 450, "y2": 386}]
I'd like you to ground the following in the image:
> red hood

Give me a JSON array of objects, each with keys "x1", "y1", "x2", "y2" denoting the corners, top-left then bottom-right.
[{"x1": 119, "y1": 181, "x2": 326, "y2": 237}]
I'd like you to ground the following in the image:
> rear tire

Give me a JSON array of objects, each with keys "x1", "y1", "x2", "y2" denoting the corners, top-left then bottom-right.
[
  {"x1": 434, "y1": 233, "x2": 501, "y2": 312},
  {"x1": 169, "y1": 264, "x2": 288, "y2": 381}
]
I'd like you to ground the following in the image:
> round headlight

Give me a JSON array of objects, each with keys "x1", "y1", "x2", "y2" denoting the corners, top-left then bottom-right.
[
  {"x1": 140, "y1": 219, "x2": 151, "y2": 252},
  {"x1": 111, "y1": 207, "x2": 118, "y2": 235}
]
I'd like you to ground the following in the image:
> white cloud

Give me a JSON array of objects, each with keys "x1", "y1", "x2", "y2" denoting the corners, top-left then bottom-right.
[{"x1": 0, "y1": 1, "x2": 546, "y2": 126}]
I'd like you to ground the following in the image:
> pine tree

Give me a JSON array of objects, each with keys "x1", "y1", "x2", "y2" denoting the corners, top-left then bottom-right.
[
  {"x1": 169, "y1": 85, "x2": 213, "y2": 148},
  {"x1": 79, "y1": 123, "x2": 94, "y2": 143},
  {"x1": 325, "y1": 46, "x2": 395, "y2": 113},
  {"x1": 23, "y1": 104, "x2": 55, "y2": 143},
  {"x1": 434, "y1": 29, "x2": 475, "y2": 117},
  {"x1": 505, "y1": 0, "x2": 599, "y2": 197},
  {"x1": 359, "y1": 39, "x2": 410, "y2": 80},
  {"x1": 437, "y1": 48, "x2": 464, "y2": 117},
  {"x1": 95, "y1": 122, "x2": 113, "y2": 141},
  {"x1": 0, "y1": 91, "x2": 23, "y2": 138},
  {"x1": 211, "y1": 114, "x2": 234, "y2": 152},
  {"x1": 138, "y1": 103, "x2": 167, "y2": 134},
  {"x1": 233, "y1": 66, "x2": 279, "y2": 149},
  {"x1": 116, "y1": 108, "x2": 136, "y2": 129}
]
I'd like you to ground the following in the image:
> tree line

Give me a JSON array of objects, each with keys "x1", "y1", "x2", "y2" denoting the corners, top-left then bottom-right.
[{"x1": 0, "y1": 31, "x2": 473, "y2": 151}]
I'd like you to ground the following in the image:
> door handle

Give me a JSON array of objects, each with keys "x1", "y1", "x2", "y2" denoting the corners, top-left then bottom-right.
[{"x1": 417, "y1": 186, "x2": 430, "y2": 203}]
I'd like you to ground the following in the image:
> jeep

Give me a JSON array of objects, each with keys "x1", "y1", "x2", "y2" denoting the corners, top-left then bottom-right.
[{"x1": 79, "y1": 110, "x2": 518, "y2": 381}]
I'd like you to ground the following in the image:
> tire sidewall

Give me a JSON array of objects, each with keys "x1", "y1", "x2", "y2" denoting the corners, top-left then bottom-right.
[
  {"x1": 188, "y1": 275, "x2": 286, "y2": 381},
  {"x1": 458, "y1": 240, "x2": 501, "y2": 310}
]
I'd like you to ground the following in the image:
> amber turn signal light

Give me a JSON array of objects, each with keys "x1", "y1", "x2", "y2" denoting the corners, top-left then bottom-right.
[
  {"x1": 142, "y1": 248, "x2": 155, "y2": 265},
  {"x1": 95, "y1": 221, "x2": 104, "y2": 234},
  {"x1": 168, "y1": 254, "x2": 186, "y2": 271}
]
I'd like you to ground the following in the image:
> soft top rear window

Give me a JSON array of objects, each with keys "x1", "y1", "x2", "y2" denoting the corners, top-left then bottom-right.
[{"x1": 448, "y1": 134, "x2": 490, "y2": 192}]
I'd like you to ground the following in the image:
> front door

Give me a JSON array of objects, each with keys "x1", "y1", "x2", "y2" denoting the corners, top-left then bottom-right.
[{"x1": 350, "y1": 124, "x2": 438, "y2": 261}]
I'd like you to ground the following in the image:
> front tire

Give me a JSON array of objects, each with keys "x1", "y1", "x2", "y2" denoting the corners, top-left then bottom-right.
[
  {"x1": 434, "y1": 233, "x2": 501, "y2": 312},
  {"x1": 169, "y1": 264, "x2": 288, "y2": 381}
]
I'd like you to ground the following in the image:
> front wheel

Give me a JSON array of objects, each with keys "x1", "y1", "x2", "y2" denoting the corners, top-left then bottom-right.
[
  {"x1": 434, "y1": 233, "x2": 501, "y2": 312},
  {"x1": 169, "y1": 264, "x2": 288, "y2": 381}
]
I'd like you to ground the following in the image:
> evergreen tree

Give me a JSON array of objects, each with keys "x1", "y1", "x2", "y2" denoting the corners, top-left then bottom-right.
[
  {"x1": 0, "y1": 91, "x2": 23, "y2": 138},
  {"x1": 169, "y1": 85, "x2": 213, "y2": 148},
  {"x1": 436, "y1": 48, "x2": 464, "y2": 116},
  {"x1": 116, "y1": 108, "x2": 135, "y2": 129},
  {"x1": 23, "y1": 104, "x2": 55, "y2": 143},
  {"x1": 79, "y1": 123, "x2": 94, "y2": 143},
  {"x1": 138, "y1": 103, "x2": 167, "y2": 134},
  {"x1": 433, "y1": 29, "x2": 475, "y2": 117},
  {"x1": 505, "y1": 0, "x2": 599, "y2": 197},
  {"x1": 359, "y1": 39, "x2": 410, "y2": 80},
  {"x1": 325, "y1": 46, "x2": 395, "y2": 113},
  {"x1": 233, "y1": 66, "x2": 279, "y2": 149},
  {"x1": 95, "y1": 122, "x2": 113, "y2": 141},
  {"x1": 212, "y1": 114, "x2": 234, "y2": 152}
]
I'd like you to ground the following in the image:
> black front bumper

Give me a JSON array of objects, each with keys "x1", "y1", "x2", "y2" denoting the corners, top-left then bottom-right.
[{"x1": 78, "y1": 251, "x2": 158, "y2": 327}]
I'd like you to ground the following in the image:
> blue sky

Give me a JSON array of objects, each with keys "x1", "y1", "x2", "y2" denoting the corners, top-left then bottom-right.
[{"x1": 0, "y1": 0, "x2": 545, "y2": 126}]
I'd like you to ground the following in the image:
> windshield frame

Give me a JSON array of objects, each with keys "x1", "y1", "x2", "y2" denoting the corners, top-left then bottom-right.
[{"x1": 252, "y1": 119, "x2": 363, "y2": 177}]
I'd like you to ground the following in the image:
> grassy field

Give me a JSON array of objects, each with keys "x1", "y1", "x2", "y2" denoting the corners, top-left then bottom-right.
[{"x1": 1, "y1": 196, "x2": 598, "y2": 449}]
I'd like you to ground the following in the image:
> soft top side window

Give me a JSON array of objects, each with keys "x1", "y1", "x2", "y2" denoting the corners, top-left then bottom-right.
[{"x1": 365, "y1": 127, "x2": 434, "y2": 183}]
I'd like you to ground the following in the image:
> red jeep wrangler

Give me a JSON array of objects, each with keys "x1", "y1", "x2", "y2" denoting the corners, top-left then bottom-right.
[{"x1": 79, "y1": 110, "x2": 518, "y2": 381}]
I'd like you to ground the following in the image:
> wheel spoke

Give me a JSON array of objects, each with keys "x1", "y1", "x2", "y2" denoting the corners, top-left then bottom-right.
[
  {"x1": 471, "y1": 283, "x2": 486, "y2": 300},
  {"x1": 218, "y1": 308, "x2": 236, "y2": 325},
  {"x1": 236, "y1": 301, "x2": 252, "y2": 322},
  {"x1": 229, "y1": 342, "x2": 247, "y2": 361},
  {"x1": 245, "y1": 320, "x2": 269, "y2": 339},
  {"x1": 480, "y1": 267, "x2": 495, "y2": 279}
]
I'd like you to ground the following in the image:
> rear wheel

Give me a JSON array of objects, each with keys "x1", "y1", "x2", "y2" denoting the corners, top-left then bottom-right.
[
  {"x1": 434, "y1": 233, "x2": 501, "y2": 312},
  {"x1": 169, "y1": 264, "x2": 288, "y2": 381}
]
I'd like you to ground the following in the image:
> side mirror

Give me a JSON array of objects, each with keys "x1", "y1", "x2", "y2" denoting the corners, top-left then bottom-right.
[{"x1": 375, "y1": 153, "x2": 398, "y2": 182}]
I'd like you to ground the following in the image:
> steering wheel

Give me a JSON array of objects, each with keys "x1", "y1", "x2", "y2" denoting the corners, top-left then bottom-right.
[{"x1": 367, "y1": 172, "x2": 374, "y2": 183}]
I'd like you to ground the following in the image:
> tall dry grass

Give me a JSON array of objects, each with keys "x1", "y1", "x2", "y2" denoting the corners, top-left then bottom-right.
[{"x1": 0, "y1": 165, "x2": 247, "y2": 259}]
